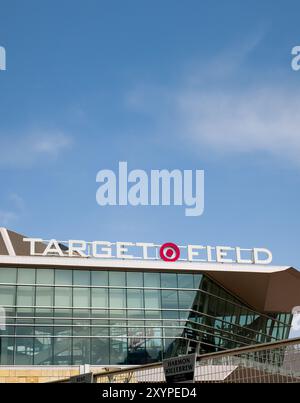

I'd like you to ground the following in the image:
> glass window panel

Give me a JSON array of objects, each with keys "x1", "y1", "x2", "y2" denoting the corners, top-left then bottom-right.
[
  {"x1": 127, "y1": 310, "x2": 144, "y2": 319},
  {"x1": 144, "y1": 310, "x2": 161, "y2": 319},
  {"x1": 91, "y1": 309, "x2": 109, "y2": 318},
  {"x1": 146, "y1": 339, "x2": 162, "y2": 362},
  {"x1": 34, "y1": 337, "x2": 53, "y2": 365},
  {"x1": 178, "y1": 291, "x2": 197, "y2": 309},
  {"x1": 17, "y1": 286, "x2": 35, "y2": 306},
  {"x1": 92, "y1": 323, "x2": 109, "y2": 336},
  {"x1": 91, "y1": 288, "x2": 108, "y2": 308},
  {"x1": 0, "y1": 285, "x2": 15, "y2": 306},
  {"x1": 109, "y1": 289, "x2": 126, "y2": 309},
  {"x1": 144, "y1": 290, "x2": 161, "y2": 310},
  {"x1": 109, "y1": 271, "x2": 125, "y2": 286},
  {"x1": 55, "y1": 287, "x2": 72, "y2": 307},
  {"x1": 36, "y1": 269, "x2": 54, "y2": 285},
  {"x1": 54, "y1": 326, "x2": 72, "y2": 337},
  {"x1": 0, "y1": 268, "x2": 17, "y2": 284},
  {"x1": 109, "y1": 309, "x2": 126, "y2": 319},
  {"x1": 18, "y1": 269, "x2": 35, "y2": 284},
  {"x1": 36, "y1": 287, "x2": 53, "y2": 307},
  {"x1": 178, "y1": 274, "x2": 194, "y2": 289},
  {"x1": 91, "y1": 338, "x2": 109, "y2": 365},
  {"x1": 73, "y1": 270, "x2": 90, "y2": 286},
  {"x1": 73, "y1": 288, "x2": 90, "y2": 308},
  {"x1": 55, "y1": 270, "x2": 72, "y2": 285},
  {"x1": 73, "y1": 309, "x2": 90, "y2": 318},
  {"x1": 54, "y1": 308, "x2": 72, "y2": 319},
  {"x1": 193, "y1": 274, "x2": 203, "y2": 289},
  {"x1": 53, "y1": 338, "x2": 72, "y2": 365},
  {"x1": 127, "y1": 272, "x2": 143, "y2": 287},
  {"x1": 0, "y1": 337, "x2": 15, "y2": 365},
  {"x1": 15, "y1": 337, "x2": 34, "y2": 365},
  {"x1": 16, "y1": 307, "x2": 34, "y2": 317},
  {"x1": 161, "y1": 273, "x2": 177, "y2": 289},
  {"x1": 16, "y1": 325, "x2": 34, "y2": 336},
  {"x1": 35, "y1": 326, "x2": 53, "y2": 337},
  {"x1": 73, "y1": 320, "x2": 90, "y2": 336},
  {"x1": 110, "y1": 338, "x2": 127, "y2": 365},
  {"x1": 91, "y1": 271, "x2": 108, "y2": 286},
  {"x1": 161, "y1": 290, "x2": 178, "y2": 309},
  {"x1": 73, "y1": 338, "x2": 90, "y2": 365},
  {"x1": 35, "y1": 307, "x2": 53, "y2": 317},
  {"x1": 127, "y1": 289, "x2": 144, "y2": 309},
  {"x1": 162, "y1": 310, "x2": 179, "y2": 319},
  {"x1": 144, "y1": 273, "x2": 160, "y2": 288}
]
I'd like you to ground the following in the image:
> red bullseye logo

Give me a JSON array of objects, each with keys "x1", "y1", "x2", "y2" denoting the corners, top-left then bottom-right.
[{"x1": 160, "y1": 243, "x2": 180, "y2": 262}]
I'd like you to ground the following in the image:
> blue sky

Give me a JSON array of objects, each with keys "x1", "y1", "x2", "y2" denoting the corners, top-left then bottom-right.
[{"x1": 0, "y1": 0, "x2": 300, "y2": 268}]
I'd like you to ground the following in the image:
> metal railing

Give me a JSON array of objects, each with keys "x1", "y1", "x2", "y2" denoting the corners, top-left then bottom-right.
[{"x1": 89, "y1": 337, "x2": 300, "y2": 383}]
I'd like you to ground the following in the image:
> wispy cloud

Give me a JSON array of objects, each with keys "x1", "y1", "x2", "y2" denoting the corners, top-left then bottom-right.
[
  {"x1": 175, "y1": 87, "x2": 300, "y2": 161},
  {"x1": 0, "y1": 131, "x2": 72, "y2": 167},
  {"x1": 126, "y1": 32, "x2": 300, "y2": 165}
]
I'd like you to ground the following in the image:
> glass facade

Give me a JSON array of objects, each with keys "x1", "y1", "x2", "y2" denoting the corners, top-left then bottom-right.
[{"x1": 0, "y1": 267, "x2": 292, "y2": 366}]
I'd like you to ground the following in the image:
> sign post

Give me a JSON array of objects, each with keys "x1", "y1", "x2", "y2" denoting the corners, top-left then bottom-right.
[{"x1": 163, "y1": 354, "x2": 197, "y2": 383}]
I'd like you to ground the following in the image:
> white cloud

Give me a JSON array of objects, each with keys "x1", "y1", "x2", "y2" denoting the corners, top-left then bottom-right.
[
  {"x1": 0, "y1": 131, "x2": 72, "y2": 167},
  {"x1": 126, "y1": 32, "x2": 300, "y2": 165},
  {"x1": 175, "y1": 87, "x2": 300, "y2": 161}
]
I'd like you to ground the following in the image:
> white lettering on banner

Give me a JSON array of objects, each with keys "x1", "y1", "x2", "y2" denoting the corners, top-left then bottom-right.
[{"x1": 20, "y1": 237, "x2": 273, "y2": 265}]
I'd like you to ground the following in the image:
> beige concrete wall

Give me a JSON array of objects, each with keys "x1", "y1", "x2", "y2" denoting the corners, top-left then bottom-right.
[{"x1": 0, "y1": 367, "x2": 105, "y2": 383}]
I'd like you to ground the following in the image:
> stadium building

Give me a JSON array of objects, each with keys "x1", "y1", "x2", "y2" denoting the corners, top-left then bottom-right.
[{"x1": 0, "y1": 228, "x2": 299, "y2": 382}]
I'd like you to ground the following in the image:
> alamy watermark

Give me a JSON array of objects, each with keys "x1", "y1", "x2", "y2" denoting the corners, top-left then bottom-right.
[
  {"x1": 96, "y1": 162, "x2": 204, "y2": 217},
  {"x1": 291, "y1": 46, "x2": 300, "y2": 71},
  {"x1": 0, "y1": 46, "x2": 6, "y2": 71}
]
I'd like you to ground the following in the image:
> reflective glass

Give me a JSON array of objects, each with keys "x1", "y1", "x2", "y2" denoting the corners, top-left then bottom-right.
[
  {"x1": 34, "y1": 337, "x2": 53, "y2": 365},
  {"x1": 53, "y1": 338, "x2": 72, "y2": 365},
  {"x1": 109, "y1": 289, "x2": 126, "y2": 308},
  {"x1": 126, "y1": 272, "x2": 143, "y2": 287},
  {"x1": 0, "y1": 268, "x2": 17, "y2": 284},
  {"x1": 161, "y1": 273, "x2": 177, "y2": 289},
  {"x1": 18, "y1": 269, "x2": 35, "y2": 284},
  {"x1": 144, "y1": 272, "x2": 160, "y2": 288},
  {"x1": 178, "y1": 291, "x2": 197, "y2": 309},
  {"x1": 144, "y1": 290, "x2": 161, "y2": 310},
  {"x1": 73, "y1": 338, "x2": 90, "y2": 364},
  {"x1": 15, "y1": 337, "x2": 34, "y2": 365},
  {"x1": 91, "y1": 288, "x2": 108, "y2": 308},
  {"x1": 109, "y1": 271, "x2": 125, "y2": 286},
  {"x1": 17, "y1": 286, "x2": 35, "y2": 306},
  {"x1": 178, "y1": 274, "x2": 194, "y2": 289},
  {"x1": 92, "y1": 271, "x2": 108, "y2": 286},
  {"x1": 161, "y1": 290, "x2": 178, "y2": 309},
  {"x1": 73, "y1": 288, "x2": 90, "y2": 308},
  {"x1": 127, "y1": 289, "x2": 144, "y2": 309},
  {"x1": 36, "y1": 269, "x2": 54, "y2": 285},
  {"x1": 0, "y1": 285, "x2": 15, "y2": 306},
  {"x1": 36, "y1": 287, "x2": 53, "y2": 307},
  {"x1": 91, "y1": 338, "x2": 109, "y2": 365},
  {"x1": 73, "y1": 270, "x2": 90, "y2": 286},
  {"x1": 55, "y1": 287, "x2": 72, "y2": 307},
  {"x1": 55, "y1": 270, "x2": 72, "y2": 285}
]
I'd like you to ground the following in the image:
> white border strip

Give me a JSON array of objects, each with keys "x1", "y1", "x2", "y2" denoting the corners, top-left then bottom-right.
[{"x1": 0, "y1": 254, "x2": 291, "y2": 274}]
